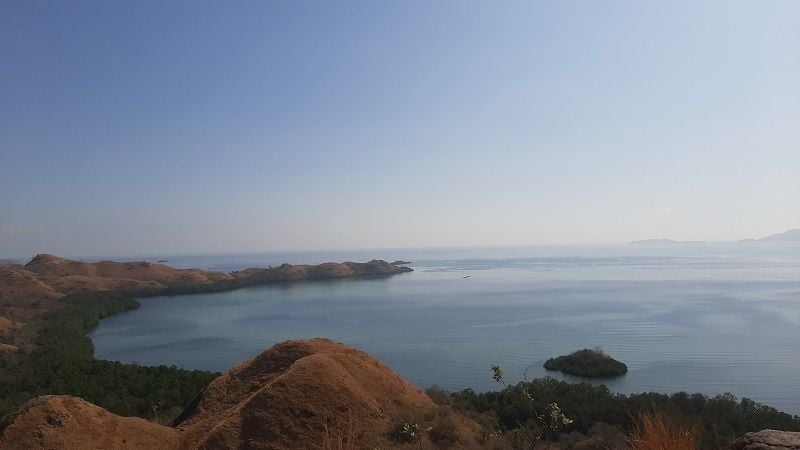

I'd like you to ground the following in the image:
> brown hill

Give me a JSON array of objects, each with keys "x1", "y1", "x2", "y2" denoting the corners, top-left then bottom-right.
[
  {"x1": 0, "y1": 395, "x2": 182, "y2": 450},
  {"x1": 9, "y1": 254, "x2": 411, "y2": 299},
  {"x1": 0, "y1": 255, "x2": 411, "y2": 346},
  {"x1": 175, "y1": 338, "x2": 478, "y2": 449},
  {"x1": 0, "y1": 339, "x2": 479, "y2": 449},
  {"x1": 24, "y1": 254, "x2": 233, "y2": 295},
  {"x1": 0, "y1": 267, "x2": 64, "y2": 302},
  {"x1": 233, "y1": 259, "x2": 413, "y2": 281}
]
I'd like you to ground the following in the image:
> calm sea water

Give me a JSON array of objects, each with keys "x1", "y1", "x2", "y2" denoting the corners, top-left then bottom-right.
[{"x1": 91, "y1": 243, "x2": 800, "y2": 414}]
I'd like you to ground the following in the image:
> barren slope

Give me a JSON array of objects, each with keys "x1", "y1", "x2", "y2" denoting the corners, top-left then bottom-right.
[
  {"x1": 0, "y1": 395, "x2": 182, "y2": 450},
  {"x1": 0, "y1": 339, "x2": 479, "y2": 449}
]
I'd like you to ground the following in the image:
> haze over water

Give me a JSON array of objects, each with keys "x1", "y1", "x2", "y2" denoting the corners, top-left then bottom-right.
[{"x1": 91, "y1": 243, "x2": 800, "y2": 414}]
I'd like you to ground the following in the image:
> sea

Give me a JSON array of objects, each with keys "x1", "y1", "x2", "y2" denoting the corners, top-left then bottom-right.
[{"x1": 90, "y1": 242, "x2": 800, "y2": 414}]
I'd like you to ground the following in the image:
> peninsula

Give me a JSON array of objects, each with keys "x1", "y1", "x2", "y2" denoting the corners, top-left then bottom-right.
[{"x1": 0, "y1": 253, "x2": 412, "y2": 344}]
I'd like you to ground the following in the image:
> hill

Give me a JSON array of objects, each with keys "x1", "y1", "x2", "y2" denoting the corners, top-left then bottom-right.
[
  {"x1": 0, "y1": 254, "x2": 412, "y2": 349},
  {"x1": 0, "y1": 339, "x2": 480, "y2": 449},
  {"x1": 0, "y1": 395, "x2": 182, "y2": 450}
]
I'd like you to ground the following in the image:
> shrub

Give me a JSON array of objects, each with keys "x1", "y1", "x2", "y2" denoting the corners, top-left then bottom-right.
[
  {"x1": 425, "y1": 384, "x2": 452, "y2": 406},
  {"x1": 449, "y1": 377, "x2": 800, "y2": 449},
  {"x1": 429, "y1": 416, "x2": 459, "y2": 448}
]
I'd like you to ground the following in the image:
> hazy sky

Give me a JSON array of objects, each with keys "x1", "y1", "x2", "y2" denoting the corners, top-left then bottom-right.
[{"x1": 2, "y1": 1, "x2": 799, "y2": 258}]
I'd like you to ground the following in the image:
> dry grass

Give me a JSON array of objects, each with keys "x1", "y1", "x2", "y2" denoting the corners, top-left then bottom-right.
[
  {"x1": 627, "y1": 411, "x2": 700, "y2": 450},
  {"x1": 321, "y1": 411, "x2": 360, "y2": 450}
]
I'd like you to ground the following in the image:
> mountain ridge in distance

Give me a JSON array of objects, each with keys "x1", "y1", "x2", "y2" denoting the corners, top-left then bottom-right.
[
  {"x1": 629, "y1": 238, "x2": 708, "y2": 244},
  {"x1": 748, "y1": 228, "x2": 800, "y2": 242},
  {"x1": 631, "y1": 228, "x2": 800, "y2": 244}
]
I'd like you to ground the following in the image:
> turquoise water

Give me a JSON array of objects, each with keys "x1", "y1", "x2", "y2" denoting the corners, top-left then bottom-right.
[{"x1": 91, "y1": 243, "x2": 800, "y2": 414}]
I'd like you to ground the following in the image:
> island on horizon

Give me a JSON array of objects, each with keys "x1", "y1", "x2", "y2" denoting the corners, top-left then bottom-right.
[
  {"x1": 629, "y1": 238, "x2": 708, "y2": 244},
  {"x1": 747, "y1": 228, "x2": 800, "y2": 242}
]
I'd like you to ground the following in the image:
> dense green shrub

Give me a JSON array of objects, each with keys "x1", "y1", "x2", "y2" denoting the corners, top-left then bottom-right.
[
  {"x1": 449, "y1": 378, "x2": 800, "y2": 449},
  {"x1": 428, "y1": 417, "x2": 459, "y2": 448},
  {"x1": 0, "y1": 292, "x2": 217, "y2": 419}
]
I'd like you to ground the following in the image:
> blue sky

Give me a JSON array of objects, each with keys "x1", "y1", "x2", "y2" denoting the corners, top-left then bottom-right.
[{"x1": 1, "y1": 1, "x2": 798, "y2": 258}]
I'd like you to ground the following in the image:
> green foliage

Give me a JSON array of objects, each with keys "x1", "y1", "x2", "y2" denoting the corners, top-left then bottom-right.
[
  {"x1": 544, "y1": 348, "x2": 628, "y2": 378},
  {"x1": 449, "y1": 378, "x2": 800, "y2": 449},
  {"x1": 0, "y1": 292, "x2": 217, "y2": 419},
  {"x1": 489, "y1": 363, "x2": 572, "y2": 447},
  {"x1": 425, "y1": 385, "x2": 452, "y2": 406}
]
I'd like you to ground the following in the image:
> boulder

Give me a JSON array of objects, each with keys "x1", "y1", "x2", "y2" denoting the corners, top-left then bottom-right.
[{"x1": 730, "y1": 429, "x2": 800, "y2": 450}]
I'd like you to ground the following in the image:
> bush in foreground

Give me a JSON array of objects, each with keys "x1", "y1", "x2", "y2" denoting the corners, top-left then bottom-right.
[
  {"x1": 628, "y1": 410, "x2": 701, "y2": 450},
  {"x1": 448, "y1": 377, "x2": 800, "y2": 449}
]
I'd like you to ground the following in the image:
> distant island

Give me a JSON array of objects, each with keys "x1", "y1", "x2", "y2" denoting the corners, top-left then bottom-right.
[
  {"x1": 628, "y1": 228, "x2": 800, "y2": 244},
  {"x1": 629, "y1": 238, "x2": 707, "y2": 244},
  {"x1": 544, "y1": 348, "x2": 628, "y2": 378},
  {"x1": 391, "y1": 260, "x2": 412, "y2": 265},
  {"x1": 748, "y1": 228, "x2": 800, "y2": 242}
]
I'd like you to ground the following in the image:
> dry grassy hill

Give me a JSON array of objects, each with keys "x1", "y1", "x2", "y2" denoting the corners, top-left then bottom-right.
[
  {"x1": 0, "y1": 254, "x2": 412, "y2": 350},
  {"x1": 0, "y1": 339, "x2": 480, "y2": 449}
]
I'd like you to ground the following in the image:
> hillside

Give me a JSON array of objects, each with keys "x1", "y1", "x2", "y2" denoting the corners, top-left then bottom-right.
[
  {"x1": 3, "y1": 254, "x2": 411, "y2": 306},
  {"x1": 22, "y1": 253, "x2": 233, "y2": 295},
  {"x1": 0, "y1": 395, "x2": 183, "y2": 449},
  {"x1": 0, "y1": 339, "x2": 480, "y2": 449}
]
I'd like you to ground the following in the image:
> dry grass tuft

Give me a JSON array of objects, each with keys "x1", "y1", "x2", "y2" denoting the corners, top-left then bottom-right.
[
  {"x1": 321, "y1": 411, "x2": 360, "y2": 450},
  {"x1": 627, "y1": 411, "x2": 700, "y2": 450}
]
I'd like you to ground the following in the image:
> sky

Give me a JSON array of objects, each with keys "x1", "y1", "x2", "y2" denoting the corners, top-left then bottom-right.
[{"x1": 1, "y1": 1, "x2": 799, "y2": 258}]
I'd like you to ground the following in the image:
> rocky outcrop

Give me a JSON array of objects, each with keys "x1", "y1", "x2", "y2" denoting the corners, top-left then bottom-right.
[
  {"x1": 0, "y1": 339, "x2": 479, "y2": 449},
  {"x1": 730, "y1": 430, "x2": 800, "y2": 450}
]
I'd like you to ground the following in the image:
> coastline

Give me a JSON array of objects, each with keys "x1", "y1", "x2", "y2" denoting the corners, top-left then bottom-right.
[
  {"x1": 1, "y1": 255, "x2": 799, "y2": 449},
  {"x1": 0, "y1": 255, "x2": 413, "y2": 417}
]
